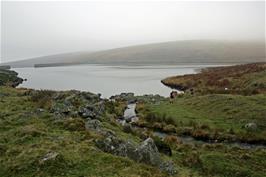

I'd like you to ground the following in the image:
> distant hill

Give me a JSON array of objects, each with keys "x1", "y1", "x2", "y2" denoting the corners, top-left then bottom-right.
[{"x1": 2, "y1": 40, "x2": 265, "y2": 68}]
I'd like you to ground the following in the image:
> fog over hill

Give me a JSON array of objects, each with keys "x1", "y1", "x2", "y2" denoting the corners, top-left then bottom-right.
[{"x1": 2, "y1": 40, "x2": 265, "y2": 68}]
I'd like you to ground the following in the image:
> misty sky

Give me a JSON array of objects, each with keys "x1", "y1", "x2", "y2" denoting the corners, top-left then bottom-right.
[{"x1": 1, "y1": 1, "x2": 265, "y2": 63}]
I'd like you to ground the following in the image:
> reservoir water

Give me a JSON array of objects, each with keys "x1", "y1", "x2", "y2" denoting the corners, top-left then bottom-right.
[{"x1": 15, "y1": 64, "x2": 220, "y2": 98}]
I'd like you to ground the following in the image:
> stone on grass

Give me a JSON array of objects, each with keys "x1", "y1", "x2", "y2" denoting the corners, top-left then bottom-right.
[
  {"x1": 85, "y1": 119, "x2": 102, "y2": 131},
  {"x1": 244, "y1": 123, "x2": 257, "y2": 131}
]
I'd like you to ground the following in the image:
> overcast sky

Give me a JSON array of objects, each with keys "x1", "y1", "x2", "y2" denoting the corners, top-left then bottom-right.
[{"x1": 1, "y1": 1, "x2": 265, "y2": 62}]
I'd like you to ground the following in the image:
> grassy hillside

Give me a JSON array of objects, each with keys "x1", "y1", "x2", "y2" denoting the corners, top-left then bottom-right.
[
  {"x1": 2, "y1": 40, "x2": 265, "y2": 68},
  {"x1": 1, "y1": 66, "x2": 266, "y2": 177},
  {"x1": 0, "y1": 87, "x2": 165, "y2": 177},
  {"x1": 136, "y1": 94, "x2": 266, "y2": 144},
  {"x1": 162, "y1": 63, "x2": 266, "y2": 95}
]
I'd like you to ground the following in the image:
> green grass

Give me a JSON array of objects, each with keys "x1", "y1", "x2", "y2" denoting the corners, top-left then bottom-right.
[
  {"x1": 138, "y1": 94, "x2": 266, "y2": 142},
  {"x1": 3, "y1": 87, "x2": 265, "y2": 177},
  {"x1": 1, "y1": 65, "x2": 266, "y2": 177},
  {"x1": 0, "y1": 87, "x2": 167, "y2": 177},
  {"x1": 171, "y1": 144, "x2": 266, "y2": 177}
]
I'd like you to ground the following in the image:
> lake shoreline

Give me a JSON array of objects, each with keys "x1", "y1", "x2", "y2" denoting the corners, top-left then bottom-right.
[
  {"x1": 1, "y1": 63, "x2": 266, "y2": 177},
  {"x1": 14, "y1": 64, "x2": 207, "y2": 97}
]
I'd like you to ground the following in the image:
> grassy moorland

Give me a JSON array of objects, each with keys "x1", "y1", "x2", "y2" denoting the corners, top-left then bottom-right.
[
  {"x1": 1, "y1": 64, "x2": 266, "y2": 177},
  {"x1": 137, "y1": 63, "x2": 266, "y2": 144},
  {"x1": 0, "y1": 88, "x2": 166, "y2": 177},
  {"x1": 134, "y1": 63, "x2": 266, "y2": 176},
  {"x1": 136, "y1": 94, "x2": 266, "y2": 144},
  {"x1": 162, "y1": 62, "x2": 266, "y2": 95}
]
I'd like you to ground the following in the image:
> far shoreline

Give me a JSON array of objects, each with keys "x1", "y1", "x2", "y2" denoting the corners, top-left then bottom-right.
[{"x1": 1, "y1": 62, "x2": 242, "y2": 69}]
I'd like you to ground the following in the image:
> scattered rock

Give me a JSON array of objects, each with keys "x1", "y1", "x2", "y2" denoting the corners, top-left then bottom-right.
[
  {"x1": 95, "y1": 135, "x2": 137, "y2": 158},
  {"x1": 51, "y1": 104, "x2": 73, "y2": 115},
  {"x1": 85, "y1": 119, "x2": 102, "y2": 131},
  {"x1": 102, "y1": 129, "x2": 116, "y2": 137},
  {"x1": 244, "y1": 123, "x2": 257, "y2": 131},
  {"x1": 81, "y1": 92, "x2": 100, "y2": 101},
  {"x1": 159, "y1": 161, "x2": 177, "y2": 176},
  {"x1": 109, "y1": 92, "x2": 135, "y2": 101},
  {"x1": 135, "y1": 138, "x2": 161, "y2": 166},
  {"x1": 37, "y1": 108, "x2": 45, "y2": 113},
  {"x1": 96, "y1": 136, "x2": 177, "y2": 175},
  {"x1": 39, "y1": 152, "x2": 60, "y2": 165},
  {"x1": 79, "y1": 107, "x2": 96, "y2": 119},
  {"x1": 50, "y1": 90, "x2": 104, "y2": 119},
  {"x1": 92, "y1": 101, "x2": 105, "y2": 116}
]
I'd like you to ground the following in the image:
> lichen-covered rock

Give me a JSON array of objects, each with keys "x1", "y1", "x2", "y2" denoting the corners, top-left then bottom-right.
[
  {"x1": 159, "y1": 161, "x2": 177, "y2": 176},
  {"x1": 109, "y1": 92, "x2": 135, "y2": 101},
  {"x1": 134, "y1": 138, "x2": 161, "y2": 166},
  {"x1": 95, "y1": 136, "x2": 177, "y2": 175},
  {"x1": 81, "y1": 91, "x2": 100, "y2": 101},
  {"x1": 51, "y1": 103, "x2": 74, "y2": 116},
  {"x1": 85, "y1": 119, "x2": 102, "y2": 131},
  {"x1": 78, "y1": 102, "x2": 105, "y2": 119},
  {"x1": 79, "y1": 107, "x2": 96, "y2": 119},
  {"x1": 50, "y1": 90, "x2": 104, "y2": 119},
  {"x1": 95, "y1": 135, "x2": 137, "y2": 158}
]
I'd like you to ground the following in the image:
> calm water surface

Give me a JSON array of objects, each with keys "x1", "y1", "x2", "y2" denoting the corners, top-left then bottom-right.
[{"x1": 15, "y1": 65, "x2": 219, "y2": 98}]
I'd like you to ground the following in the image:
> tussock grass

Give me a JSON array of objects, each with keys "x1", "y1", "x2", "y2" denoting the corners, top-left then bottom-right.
[{"x1": 162, "y1": 63, "x2": 266, "y2": 95}]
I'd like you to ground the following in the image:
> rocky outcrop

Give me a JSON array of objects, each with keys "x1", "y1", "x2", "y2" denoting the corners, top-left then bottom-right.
[
  {"x1": 159, "y1": 161, "x2": 177, "y2": 176},
  {"x1": 85, "y1": 119, "x2": 102, "y2": 132},
  {"x1": 95, "y1": 135, "x2": 137, "y2": 159},
  {"x1": 79, "y1": 107, "x2": 96, "y2": 119},
  {"x1": 134, "y1": 138, "x2": 161, "y2": 166},
  {"x1": 95, "y1": 135, "x2": 177, "y2": 175},
  {"x1": 109, "y1": 92, "x2": 135, "y2": 101},
  {"x1": 50, "y1": 91, "x2": 104, "y2": 120},
  {"x1": 85, "y1": 118, "x2": 117, "y2": 137}
]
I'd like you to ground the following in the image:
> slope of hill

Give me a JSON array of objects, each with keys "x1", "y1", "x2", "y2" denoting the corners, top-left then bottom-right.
[
  {"x1": 2, "y1": 40, "x2": 265, "y2": 68},
  {"x1": 162, "y1": 62, "x2": 266, "y2": 95},
  {"x1": 1, "y1": 67, "x2": 266, "y2": 177}
]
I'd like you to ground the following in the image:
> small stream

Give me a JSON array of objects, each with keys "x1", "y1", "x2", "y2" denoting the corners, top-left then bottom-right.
[{"x1": 122, "y1": 103, "x2": 265, "y2": 149}]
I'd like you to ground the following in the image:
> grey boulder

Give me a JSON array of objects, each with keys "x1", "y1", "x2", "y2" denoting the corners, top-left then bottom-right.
[
  {"x1": 134, "y1": 138, "x2": 161, "y2": 166},
  {"x1": 85, "y1": 119, "x2": 102, "y2": 131},
  {"x1": 244, "y1": 123, "x2": 257, "y2": 131}
]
